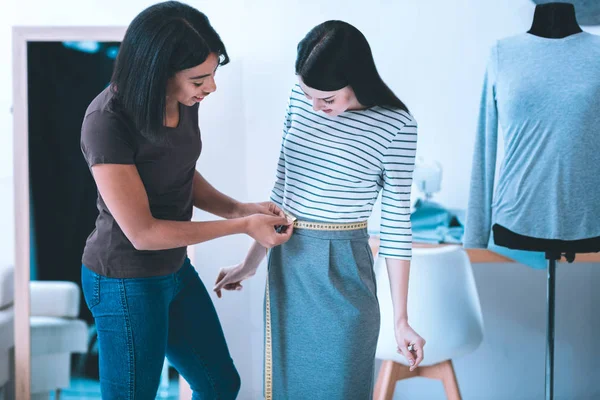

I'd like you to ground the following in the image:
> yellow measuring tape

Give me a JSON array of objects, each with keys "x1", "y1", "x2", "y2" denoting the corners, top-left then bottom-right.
[
  {"x1": 264, "y1": 214, "x2": 367, "y2": 400},
  {"x1": 292, "y1": 220, "x2": 368, "y2": 230},
  {"x1": 264, "y1": 269, "x2": 273, "y2": 400}
]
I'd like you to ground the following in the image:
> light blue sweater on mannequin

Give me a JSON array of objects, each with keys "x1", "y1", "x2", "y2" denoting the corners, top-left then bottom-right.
[{"x1": 464, "y1": 32, "x2": 600, "y2": 248}]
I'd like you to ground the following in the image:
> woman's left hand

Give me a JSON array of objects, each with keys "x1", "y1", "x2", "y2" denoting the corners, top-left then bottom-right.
[
  {"x1": 235, "y1": 202, "x2": 284, "y2": 219},
  {"x1": 214, "y1": 263, "x2": 257, "y2": 298},
  {"x1": 395, "y1": 320, "x2": 425, "y2": 371}
]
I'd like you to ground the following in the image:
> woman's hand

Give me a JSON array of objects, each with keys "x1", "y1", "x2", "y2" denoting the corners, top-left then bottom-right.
[
  {"x1": 214, "y1": 263, "x2": 257, "y2": 298},
  {"x1": 395, "y1": 320, "x2": 425, "y2": 371},
  {"x1": 235, "y1": 201, "x2": 285, "y2": 219},
  {"x1": 244, "y1": 214, "x2": 293, "y2": 248}
]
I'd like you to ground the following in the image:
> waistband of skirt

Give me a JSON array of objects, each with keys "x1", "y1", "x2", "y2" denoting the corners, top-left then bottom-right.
[{"x1": 283, "y1": 211, "x2": 369, "y2": 240}]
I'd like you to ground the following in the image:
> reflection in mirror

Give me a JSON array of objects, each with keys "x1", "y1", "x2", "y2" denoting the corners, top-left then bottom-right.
[{"x1": 24, "y1": 39, "x2": 180, "y2": 400}]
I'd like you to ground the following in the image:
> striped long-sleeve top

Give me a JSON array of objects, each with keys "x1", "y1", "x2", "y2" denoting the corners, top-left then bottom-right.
[{"x1": 270, "y1": 86, "x2": 418, "y2": 260}]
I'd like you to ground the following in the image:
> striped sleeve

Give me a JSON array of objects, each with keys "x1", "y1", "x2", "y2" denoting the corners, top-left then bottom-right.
[
  {"x1": 269, "y1": 97, "x2": 292, "y2": 207},
  {"x1": 379, "y1": 118, "x2": 418, "y2": 260}
]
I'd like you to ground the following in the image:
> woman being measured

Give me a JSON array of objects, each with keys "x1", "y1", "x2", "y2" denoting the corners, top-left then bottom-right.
[{"x1": 214, "y1": 20, "x2": 425, "y2": 400}]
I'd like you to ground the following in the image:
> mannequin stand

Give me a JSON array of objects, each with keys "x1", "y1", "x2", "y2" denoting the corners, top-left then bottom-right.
[
  {"x1": 543, "y1": 252, "x2": 561, "y2": 400},
  {"x1": 493, "y1": 224, "x2": 600, "y2": 400},
  {"x1": 544, "y1": 250, "x2": 576, "y2": 400},
  {"x1": 543, "y1": 251, "x2": 575, "y2": 400}
]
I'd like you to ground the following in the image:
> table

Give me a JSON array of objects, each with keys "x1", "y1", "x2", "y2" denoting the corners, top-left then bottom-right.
[{"x1": 368, "y1": 236, "x2": 600, "y2": 263}]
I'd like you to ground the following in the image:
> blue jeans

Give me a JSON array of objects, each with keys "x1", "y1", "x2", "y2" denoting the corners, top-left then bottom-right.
[{"x1": 81, "y1": 259, "x2": 240, "y2": 399}]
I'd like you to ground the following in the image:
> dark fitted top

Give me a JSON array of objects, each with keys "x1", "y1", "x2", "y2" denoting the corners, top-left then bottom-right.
[{"x1": 80, "y1": 87, "x2": 201, "y2": 278}]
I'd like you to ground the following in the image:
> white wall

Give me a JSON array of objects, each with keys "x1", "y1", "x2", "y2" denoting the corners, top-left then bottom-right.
[{"x1": 2, "y1": 0, "x2": 600, "y2": 399}]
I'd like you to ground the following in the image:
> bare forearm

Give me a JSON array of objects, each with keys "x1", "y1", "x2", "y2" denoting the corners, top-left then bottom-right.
[
  {"x1": 240, "y1": 240, "x2": 268, "y2": 272},
  {"x1": 193, "y1": 171, "x2": 240, "y2": 219},
  {"x1": 134, "y1": 218, "x2": 247, "y2": 251},
  {"x1": 386, "y1": 258, "x2": 411, "y2": 324}
]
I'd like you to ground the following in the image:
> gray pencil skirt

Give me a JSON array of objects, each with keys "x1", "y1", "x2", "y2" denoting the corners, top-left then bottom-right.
[{"x1": 264, "y1": 225, "x2": 381, "y2": 400}]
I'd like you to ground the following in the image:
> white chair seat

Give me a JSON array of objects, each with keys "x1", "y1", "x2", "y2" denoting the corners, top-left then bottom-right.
[
  {"x1": 30, "y1": 281, "x2": 80, "y2": 318},
  {"x1": 375, "y1": 245, "x2": 484, "y2": 367},
  {"x1": 30, "y1": 316, "x2": 88, "y2": 356}
]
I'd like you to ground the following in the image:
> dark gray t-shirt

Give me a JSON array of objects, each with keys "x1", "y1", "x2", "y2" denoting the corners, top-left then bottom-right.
[{"x1": 80, "y1": 87, "x2": 202, "y2": 278}]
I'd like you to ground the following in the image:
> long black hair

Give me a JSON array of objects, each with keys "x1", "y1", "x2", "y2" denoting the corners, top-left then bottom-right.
[
  {"x1": 295, "y1": 20, "x2": 408, "y2": 112},
  {"x1": 111, "y1": 1, "x2": 229, "y2": 142}
]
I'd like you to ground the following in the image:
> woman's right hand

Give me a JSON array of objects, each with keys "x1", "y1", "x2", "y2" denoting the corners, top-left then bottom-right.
[{"x1": 244, "y1": 214, "x2": 294, "y2": 248}]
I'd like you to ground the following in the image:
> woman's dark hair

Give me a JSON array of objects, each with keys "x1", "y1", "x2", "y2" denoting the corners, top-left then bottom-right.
[
  {"x1": 295, "y1": 20, "x2": 408, "y2": 112},
  {"x1": 111, "y1": 1, "x2": 229, "y2": 142}
]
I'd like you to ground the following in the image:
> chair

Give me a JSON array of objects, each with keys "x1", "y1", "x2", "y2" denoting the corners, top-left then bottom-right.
[
  {"x1": 0, "y1": 265, "x2": 88, "y2": 400},
  {"x1": 373, "y1": 246, "x2": 484, "y2": 400},
  {"x1": 29, "y1": 281, "x2": 88, "y2": 400},
  {"x1": 0, "y1": 265, "x2": 14, "y2": 400}
]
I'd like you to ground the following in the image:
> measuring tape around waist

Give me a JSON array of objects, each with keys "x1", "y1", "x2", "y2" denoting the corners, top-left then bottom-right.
[{"x1": 293, "y1": 220, "x2": 368, "y2": 231}]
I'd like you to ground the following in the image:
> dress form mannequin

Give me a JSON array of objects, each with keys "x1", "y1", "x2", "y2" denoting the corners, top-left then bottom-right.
[
  {"x1": 528, "y1": 2, "x2": 583, "y2": 38},
  {"x1": 493, "y1": 4, "x2": 600, "y2": 399}
]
